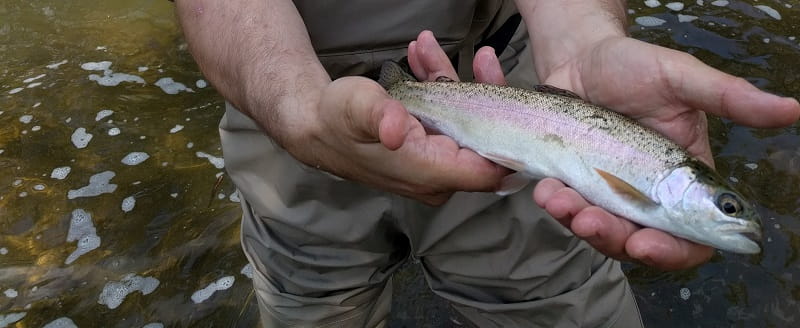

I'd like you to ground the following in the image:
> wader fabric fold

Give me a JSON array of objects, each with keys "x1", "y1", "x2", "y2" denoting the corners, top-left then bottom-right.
[{"x1": 219, "y1": 1, "x2": 643, "y2": 327}]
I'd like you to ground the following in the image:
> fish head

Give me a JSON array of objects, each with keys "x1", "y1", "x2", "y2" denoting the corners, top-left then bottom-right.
[{"x1": 667, "y1": 163, "x2": 762, "y2": 254}]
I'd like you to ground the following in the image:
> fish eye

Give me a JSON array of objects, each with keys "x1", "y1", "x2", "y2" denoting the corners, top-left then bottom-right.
[{"x1": 716, "y1": 193, "x2": 742, "y2": 216}]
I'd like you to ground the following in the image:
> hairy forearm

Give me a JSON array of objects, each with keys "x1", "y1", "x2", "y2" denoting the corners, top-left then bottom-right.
[
  {"x1": 175, "y1": 0, "x2": 329, "y2": 144},
  {"x1": 515, "y1": 0, "x2": 628, "y2": 80}
]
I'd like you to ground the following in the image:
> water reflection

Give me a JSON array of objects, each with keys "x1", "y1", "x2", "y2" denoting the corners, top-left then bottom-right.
[{"x1": 0, "y1": 0, "x2": 798, "y2": 327}]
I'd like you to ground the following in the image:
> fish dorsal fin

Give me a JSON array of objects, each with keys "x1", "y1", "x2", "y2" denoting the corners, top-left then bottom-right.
[
  {"x1": 533, "y1": 84, "x2": 582, "y2": 99},
  {"x1": 378, "y1": 61, "x2": 417, "y2": 89},
  {"x1": 595, "y1": 168, "x2": 657, "y2": 205},
  {"x1": 435, "y1": 76, "x2": 456, "y2": 82}
]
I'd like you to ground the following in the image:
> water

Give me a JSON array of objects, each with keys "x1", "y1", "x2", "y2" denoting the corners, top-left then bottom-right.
[{"x1": 0, "y1": 0, "x2": 797, "y2": 327}]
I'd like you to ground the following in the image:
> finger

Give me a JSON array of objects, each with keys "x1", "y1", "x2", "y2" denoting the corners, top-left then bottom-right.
[
  {"x1": 570, "y1": 207, "x2": 640, "y2": 260},
  {"x1": 473, "y1": 46, "x2": 506, "y2": 85},
  {"x1": 534, "y1": 179, "x2": 590, "y2": 228},
  {"x1": 414, "y1": 30, "x2": 459, "y2": 82},
  {"x1": 408, "y1": 41, "x2": 426, "y2": 81},
  {"x1": 377, "y1": 99, "x2": 413, "y2": 150},
  {"x1": 626, "y1": 228, "x2": 714, "y2": 270},
  {"x1": 668, "y1": 51, "x2": 800, "y2": 127}
]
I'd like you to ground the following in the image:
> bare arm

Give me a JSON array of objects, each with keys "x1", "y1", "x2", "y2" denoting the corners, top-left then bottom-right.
[{"x1": 175, "y1": 0, "x2": 329, "y2": 147}]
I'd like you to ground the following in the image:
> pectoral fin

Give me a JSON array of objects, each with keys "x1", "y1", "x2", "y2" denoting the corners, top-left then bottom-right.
[
  {"x1": 496, "y1": 172, "x2": 531, "y2": 196},
  {"x1": 595, "y1": 168, "x2": 657, "y2": 205},
  {"x1": 480, "y1": 152, "x2": 526, "y2": 172}
]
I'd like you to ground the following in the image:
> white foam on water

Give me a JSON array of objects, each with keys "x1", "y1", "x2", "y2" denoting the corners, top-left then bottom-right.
[
  {"x1": 155, "y1": 77, "x2": 194, "y2": 94},
  {"x1": 65, "y1": 209, "x2": 101, "y2": 264},
  {"x1": 196, "y1": 152, "x2": 225, "y2": 169},
  {"x1": 19, "y1": 115, "x2": 33, "y2": 124},
  {"x1": 0, "y1": 149, "x2": 3, "y2": 155},
  {"x1": 745, "y1": 163, "x2": 758, "y2": 170},
  {"x1": 67, "y1": 171, "x2": 117, "y2": 199},
  {"x1": 186, "y1": 142, "x2": 194, "y2": 149},
  {"x1": 31, "y1": 125, "x2": 41, "y2": 132},
  {"x1": 665, "y1": 1, "x2": 684, "y2": 10},
  {"x1": 790, "y1": 36, "x2": 796, "y2": 41},
  {"x1": 51, "y1": 166, "x2": 71, "y2": 180},
  {"x1": 4, "y1": 289, "x2": 17, "y2": 298},
  {"x1": 240, "y1": 263, "x2": 253, "y2": 279},
  {"x1": 18, "y1": 192, "x2": 28, "y2": 197},
  {"x1": 27, "y1": 82, "x2": 42, "y2": 88},
  {"x1": 46, "y1": 60, "x2": 68, "y2": 69},
  {"x1": 71, "y1": 128, "x2": 93, "y2": 149},
  {"x1": 43, "y1": 317, "x2": 77, "y2": 328},
  {"x1": 33, "y1": 184, "x2": 45, "y2": 191},
  {"x1": 138, "y1": 66, "x2": 148, "y2": 72},
  {"x1": 217, "y1": 193, "x2": 225, "y2": 200},
  {"x1": 142, "y1": 323, "x2": 164, "y2": 328},
  {"x1": 81, "y1": 61, "x2": 112, "y2": 71},
  {"x1": 8, "y1": 87, "x2": 23, "y2": 94},
  {"x1": 65, "y1": 117, "x2": 71, "y2": 123},
  {"x1": 635, "y1": 16, "x2": 667, "y2": 27},
  {"x1": 0, "y1": 247, "x2": 7, "y2": 255},
  {"x1": 96, "y1": 46, "x2": 107, "y2": 51},
  {"x1": 121, "y1": 152, "x2": 150, "y2": 166},
  {"x1": 729, "y1": 176, "x2": 739, "y2": 183},
  {"x1": 12, "y1": 179, "x2": 22, "y2": 186},
  {"x1": 0, "y1": 312, "x2": 27, "y2": 327},
  {"x1": 89, "y1": 73, "x2": 146, "y2": 86},
  {"x1": 23, "y1": 74, "x2": 46, "y2": 84},
  {"x1": 710, "y1": 0, "x2": 728, "y2": 6},
  {"x1": 98, "y1": 273, "x2": 160, "y2": 309},
  {"x1": 191, "y1": 276, "x2": 235, "y2": 304},
  {"x1": 679, "y1": 287, "x2": 691, "y2": 300},
  {"x1": 754, "y1": 5, "x2": 781, "y2": 20},
  {"x1": 644, "y1": 0, "x2": 661, "y2": 8},
  {"x1": 121, "y1": 196, "x2": 136, "y2": 212},
  {"x1": 33, "y1": 102, "x2": 41, "y2": 108},
  {"x1": 95, "y1": 109, "x2": 114, "y2": 121},
  {"x1": 763, "y1": 38, "x2": 771, "y2": 43},
  {"x1": 169, "y1": 124, "x2": 184, "y2": 133},
  {"x1": 196, "y1": 79, "x2": 208, "y2": 88},
  {"x1": 170, "y1": 193, "x2": 178, "y2": 198},
  {"x1": 108, "y1": 127, "x2": 121, "y2": 136},
  {"x1": 229, "y1": 192, "x2": 240, "y2": 203}
]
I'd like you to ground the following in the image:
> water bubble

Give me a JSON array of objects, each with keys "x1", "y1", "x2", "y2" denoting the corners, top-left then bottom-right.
[
  {"x1": 27, "y1": 82, "x2": 42, "y2": 88},
  {"x1": 18, "y1": 191, "x2": 28, "y2": 197},
  {"x1": 121, "y1": 152, "x2": 150, "y2": 166},
  {"x1": 710, "y1": 0, "x2": 728, "y2": 6},
  {"x1": 196, "y1": 79, "x2": 208, "y2": 88},
  {"x1": 67, "y1": 171, "x2": 117, "y2": 199},
  {"x1": 108, "y1": 127, "x2": 121, "y2": 136},
  {"x1": 12, "y1": 179, "x2": 22, "y2": 186},
  {"x1": 169, "y1": 124, "x2": 184, "y2": 133},
  {"x1": 754, "y1": 5, "x2": 781, "y2": 20},
  {"x1": 679, "y1": 287, "x2": 691, "y2": 300},
  {"x1": 240, "y1": 263, "x2": 253, "y2": 279},
  {"x1": 46, "y1": 60, "x2": 68, "y2": 69},
  {"x1": 0, "y1": 247, "x2": 7, "y2": 255},
  {"x1": 8, "y1": 87, "x2": 24, "y2": 94},
  {"x1": 43, "y1": 317, "x2": 78, "y2": 328},
  {"x1": 19, "y1": 115, "x2": 33, "y2": 124},
  {"x1": 229, "y1": 192, "x2": 240, "y2": 203},
  {"x1": 95, "y1": 109, "x2": 114, "y2": 121},
  {"x1": 33, "y1": 184, "x2": 45, "y2": 191},
  {"x1": 636, "y1": 16, "x2": 667, "y2": 27},
  {"x1": 644, "y1": 0, "x2": 661, "y2": 8},
  {"x1": 0, "y1": 313, "x2": 27, "y2": 327},
  {"x1": 3, "y1": 289, "x2": 17, "y2": 298},
  {"x1": 23, "y1": 74, "x2": 46, "y2": 84},
  {"x1": 71, "y1": 127, "x2": 93, "y2": 149},
  {"x1": 51, "y1": 166, "x2": 71, "y2": 179},
  {"x1": 138, "y1": 66, "x2": 149, "y2": 72},
  {"x1": 142, "y1": 323, "x2": 164, "y2": 328},
  {"x1": 665, "y1": 2, "x2": 684, "y2": 11},
  {"x1": 191, "y1": 276, "x2": 236, "y2": 304},
  {"x1": 98, "y1": 274, "x2": 160, "y2": 309},
  {"x1": 186, "y1": 142, "x2": 194, "y2": 149},
  {"x1": 155, "y1": 77, "x2": 194, "y2": 94},
  {"x1": 196, "y1": 152, "x2": 225, "y2": 169},
  {"x1": 31, "y1": 125, "x2": 41, "y2": 131},
  {"x1": 744, "y1": 163, "x2": 758, "y2": 170},
  {"x1": 121, "y1": 196, "x2": 136, "y2": 212}
]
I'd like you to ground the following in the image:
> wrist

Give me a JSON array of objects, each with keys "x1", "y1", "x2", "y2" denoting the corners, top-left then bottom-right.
[{"x1": 518, "y1": 0, "x2": 628, "y2": 80}]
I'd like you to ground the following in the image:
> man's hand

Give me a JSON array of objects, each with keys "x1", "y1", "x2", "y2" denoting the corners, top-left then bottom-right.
[{"x1": 533, "y1": 37, "x2": 800, "y2": 270}]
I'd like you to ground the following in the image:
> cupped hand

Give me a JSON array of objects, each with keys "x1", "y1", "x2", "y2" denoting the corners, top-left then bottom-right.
[
  {"x1": 533, "y1": 36, "x2": 800, "y2": 270},
  {"x1": 286, "y1": 31, "x2": 511, "y2": 205}
]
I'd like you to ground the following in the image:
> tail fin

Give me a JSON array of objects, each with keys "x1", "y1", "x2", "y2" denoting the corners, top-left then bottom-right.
[{"x1": 378, "y1": 61, "x2": 416, "y2": 89}]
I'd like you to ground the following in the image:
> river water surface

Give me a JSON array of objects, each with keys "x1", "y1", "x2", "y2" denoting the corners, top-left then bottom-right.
[{"x1": 0, "y1": 1, "x2": 798, "y2": 327}]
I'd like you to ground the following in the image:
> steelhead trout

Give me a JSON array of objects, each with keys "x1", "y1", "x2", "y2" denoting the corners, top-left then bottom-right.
[{"x1": 378, "y1": 62, "x2": 762, "y2": 254}]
